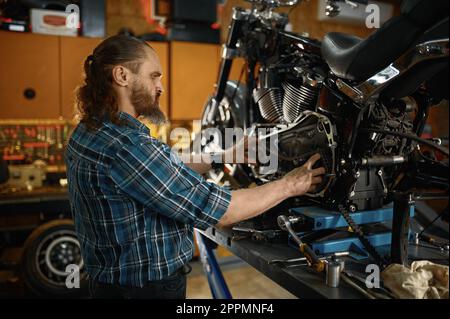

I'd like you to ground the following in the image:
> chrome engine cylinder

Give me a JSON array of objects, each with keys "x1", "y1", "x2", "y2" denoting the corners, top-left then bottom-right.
[
  {"x1": 253, "y1": 88, "x2": 284, "y2": 123},
  {"x1": 282, "y1": 81, "x2": 318, "y2": 123}
]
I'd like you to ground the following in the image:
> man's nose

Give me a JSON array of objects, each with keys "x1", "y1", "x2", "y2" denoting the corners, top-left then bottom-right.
[{"x1": 156, "y1": 82, "x2": 164, "y2": 95}]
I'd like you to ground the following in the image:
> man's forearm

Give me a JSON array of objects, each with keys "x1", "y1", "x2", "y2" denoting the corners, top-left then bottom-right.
[{"x1": 217, "y1": 180, "x2": 290, "y2": 227}]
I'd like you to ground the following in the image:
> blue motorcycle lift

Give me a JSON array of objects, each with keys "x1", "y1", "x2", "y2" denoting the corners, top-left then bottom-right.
[
  {"x1": 288, "y1": 205, "x2": 415, "y2": 259},
  {"x1": 194, "y1": 229, "x2": 233, "y2": 299}
]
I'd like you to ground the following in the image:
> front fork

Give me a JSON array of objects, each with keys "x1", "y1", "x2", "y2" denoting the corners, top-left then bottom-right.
[{"x1": 205, "y1": 7, "x2": 249, "y2": 124}]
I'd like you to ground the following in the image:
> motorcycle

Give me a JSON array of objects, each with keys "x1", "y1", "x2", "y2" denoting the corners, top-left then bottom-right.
[{"x1": 200, "y1": 0, "x2": 449, "y2": 268}]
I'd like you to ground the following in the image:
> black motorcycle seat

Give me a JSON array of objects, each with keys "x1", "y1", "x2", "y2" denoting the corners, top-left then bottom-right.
[
  {"x1": 321, "y1": 32, "x2": 365, "y2": 81},
  {"x1": 321, "y1": 0, "x2": 449, "y2": 82}
]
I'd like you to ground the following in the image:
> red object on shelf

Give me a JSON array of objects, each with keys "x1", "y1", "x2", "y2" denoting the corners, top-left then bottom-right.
[
  {"x1": 3, "y1": 155, "x2": 26, "y2": 161},
  {"x1": 211, "y1": 22, "x2": 221, "y2": 30},
  {"x1": 23, "y1": 142, "x2": 50, "y2": 148},
  {"x1": 0, "y1": 17, "x2": 13, "y2": 23}
]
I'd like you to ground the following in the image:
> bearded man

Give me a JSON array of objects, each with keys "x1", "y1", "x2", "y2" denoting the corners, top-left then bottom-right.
[{"x1": 65, "y1": 35, "x2": 325, "y2": 299}]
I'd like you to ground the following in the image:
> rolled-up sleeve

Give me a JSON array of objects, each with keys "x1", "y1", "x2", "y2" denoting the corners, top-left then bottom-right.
[{"x1": 109, "y1": 134, "x2": 231, "y2": 230}]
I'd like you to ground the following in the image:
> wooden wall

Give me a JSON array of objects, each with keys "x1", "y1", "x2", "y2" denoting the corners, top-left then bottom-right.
[{"x1": 0, "y1": 31, "x2": 169, "y2": 120}]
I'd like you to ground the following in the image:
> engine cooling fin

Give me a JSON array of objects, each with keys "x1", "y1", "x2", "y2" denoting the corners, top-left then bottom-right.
[{"x1": 253, "y1": 88, "x2": 284, "y2": 123}]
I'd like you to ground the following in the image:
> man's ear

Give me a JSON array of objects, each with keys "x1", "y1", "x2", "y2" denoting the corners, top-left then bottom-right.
[{"x1": 112, "y1": 65, "x2": 131, "y2": 87}]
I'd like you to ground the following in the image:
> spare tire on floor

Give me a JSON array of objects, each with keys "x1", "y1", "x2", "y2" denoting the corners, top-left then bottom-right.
[{"x1": 20, "y1": 219, "x2": 88, "y2": 298}]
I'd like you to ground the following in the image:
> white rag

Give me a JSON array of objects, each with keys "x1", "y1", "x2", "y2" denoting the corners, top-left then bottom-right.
[{"x1": 381, "y1": 261, "x2": 449, "y2": 299}]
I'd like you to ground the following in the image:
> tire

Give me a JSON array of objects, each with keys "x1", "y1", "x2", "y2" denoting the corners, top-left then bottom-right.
[{"x1": 20, "y1": 219, "x2": 88, "y2": 298}]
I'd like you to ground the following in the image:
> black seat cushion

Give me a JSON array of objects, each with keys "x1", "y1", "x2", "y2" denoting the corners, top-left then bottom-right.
[{"x1": 321, "y1": 0, "x2": 449, "y2": 82}]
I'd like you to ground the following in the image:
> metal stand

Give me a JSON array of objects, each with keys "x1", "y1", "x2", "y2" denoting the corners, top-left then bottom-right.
[
  {"x1": 194, "y1": 229, "x2": 232, "y2": 299},
  {"x1": 391, "y1": 193, "x2": 415, "y2": 265}
]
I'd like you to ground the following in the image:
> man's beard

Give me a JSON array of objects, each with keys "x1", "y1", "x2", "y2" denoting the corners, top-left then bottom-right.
[{"x1": 130, "y1": 81, "x2": 166, "y2": 125}]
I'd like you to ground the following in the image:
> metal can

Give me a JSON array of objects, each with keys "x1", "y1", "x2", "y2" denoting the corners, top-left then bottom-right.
[{"x1": 326, "y1": 261, "x2": 341, "y2": 288}]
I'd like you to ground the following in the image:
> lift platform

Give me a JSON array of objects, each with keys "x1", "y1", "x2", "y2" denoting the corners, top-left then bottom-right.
[{"x1": 288, "y1": 205, "x2": 415, "y2": 259}]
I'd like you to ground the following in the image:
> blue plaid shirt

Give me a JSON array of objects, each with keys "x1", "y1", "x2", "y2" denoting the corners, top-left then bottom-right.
[{"x1": 65, "y1": 112, "x2": 231, "y2": 287}]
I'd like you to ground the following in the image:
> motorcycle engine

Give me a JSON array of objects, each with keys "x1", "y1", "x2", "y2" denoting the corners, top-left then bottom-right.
[
  {"x1": 251, "y1": 66, "x2": 337, "y2": 196},
  {"x1": 250, "y1": 111, "x2": 337, "y2": 198},
  {"x1": 250, "y1": 64, "x2": 415, "y2": 211}
]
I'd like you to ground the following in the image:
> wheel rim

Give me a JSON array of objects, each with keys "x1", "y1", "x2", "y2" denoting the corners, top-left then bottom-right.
[{"x1": 35, "y1": 229, "x2": 85, "y2": 287}]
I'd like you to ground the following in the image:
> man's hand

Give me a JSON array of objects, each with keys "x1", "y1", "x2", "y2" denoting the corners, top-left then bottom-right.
[
  {"x1": 282, "y1": 153, "x2": 326, "y2": 197},
  {"x1": 218, "y1": 153, "x2": 326, "y2": 227}
]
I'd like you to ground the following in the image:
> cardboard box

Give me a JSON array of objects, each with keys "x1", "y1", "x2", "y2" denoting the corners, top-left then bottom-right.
[{"x1": 30, "y1": 8, "x2": 78, "y2": 37}]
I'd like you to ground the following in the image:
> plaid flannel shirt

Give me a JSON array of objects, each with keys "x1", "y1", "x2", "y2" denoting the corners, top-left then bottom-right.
[{"x1": 65, "y1": 112, "x2": 231, "y2": 287}]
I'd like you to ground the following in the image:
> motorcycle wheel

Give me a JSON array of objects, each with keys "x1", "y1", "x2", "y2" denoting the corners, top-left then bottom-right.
[{"x1": 20, "y1": 219, "x2": 88, "y2": 298}]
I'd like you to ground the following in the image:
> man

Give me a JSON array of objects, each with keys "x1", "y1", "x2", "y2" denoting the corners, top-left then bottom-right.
[{"x1": 66, "y1": 35, "x2": 325, "y2": 299}]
